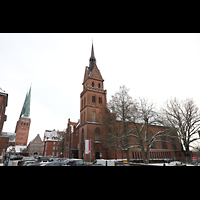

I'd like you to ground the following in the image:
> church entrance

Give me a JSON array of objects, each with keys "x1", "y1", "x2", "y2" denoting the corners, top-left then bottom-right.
[{"x1": 95, "y1": 152, "x2": 100, "y2": 159}]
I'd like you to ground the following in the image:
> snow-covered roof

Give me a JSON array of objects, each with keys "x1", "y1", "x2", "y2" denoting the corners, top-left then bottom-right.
[
  {"x1": 15, "y1": 145, "x2": 27, "y2": 153},
  {"x1": 7, "y1": 145, "x2": 27, "y2": 153},
  {"x1": 44, "y1": 129, "x2": 59, "y2": 141}
]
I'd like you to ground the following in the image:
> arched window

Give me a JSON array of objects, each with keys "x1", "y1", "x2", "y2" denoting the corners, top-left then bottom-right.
[
  {"x1": 92, "y1": 82, "x2": 94, "y2": 87},
  {"x1": 95, "y1": 127, "x2": 100, "y2": 141}
]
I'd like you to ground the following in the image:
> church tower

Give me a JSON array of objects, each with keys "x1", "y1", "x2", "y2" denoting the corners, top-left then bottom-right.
[
  {"x1": 15, "y1": 86, "x2": 31, "y2": 146},
  {"x1": 79, "y1": 42, "x2": 107, "y2": 161}
]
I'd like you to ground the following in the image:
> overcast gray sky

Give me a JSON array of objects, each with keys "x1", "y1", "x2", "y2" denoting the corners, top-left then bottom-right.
[{"x1": 1, "y1": 33, "x2": 200, "y2": 143}]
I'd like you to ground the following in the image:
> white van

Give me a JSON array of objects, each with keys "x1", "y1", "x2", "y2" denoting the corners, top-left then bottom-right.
[{"x1": 93, "y1": 159, "x2": 119, "y2": 166}]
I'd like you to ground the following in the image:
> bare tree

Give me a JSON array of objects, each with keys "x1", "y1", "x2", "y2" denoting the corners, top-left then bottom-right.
[
  {"x1": 105, "y1": 86, "x2": 171, "y2": 164},
  {"x1": 162, "y1": 98, "x2": 200, "y2": 163},
  {"x1": 130, "y1": 98, "x2": 172, "y2": 164},
  {"x1": 106, "y1": 85, "x2": 135, "y2": 162}
]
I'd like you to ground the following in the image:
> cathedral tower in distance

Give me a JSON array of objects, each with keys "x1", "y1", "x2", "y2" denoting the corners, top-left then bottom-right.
[{"x1": 15, "y1": 86, "x2": 31, "y2": 146}]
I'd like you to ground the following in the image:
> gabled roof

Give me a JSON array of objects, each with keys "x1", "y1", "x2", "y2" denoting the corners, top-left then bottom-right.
[
  {"x1": 44, "y1": 129, "x2": 59, "y2": 141},
  {"x1": 28, "y1": 134, "x2": 42, "y2": 145}
]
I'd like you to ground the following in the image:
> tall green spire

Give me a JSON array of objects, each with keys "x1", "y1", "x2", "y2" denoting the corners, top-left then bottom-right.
[{"x1": 19, "y1": 86, "x2": 31, "y2": 118}]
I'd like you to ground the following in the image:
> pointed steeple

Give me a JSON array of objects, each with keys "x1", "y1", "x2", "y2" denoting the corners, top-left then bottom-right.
[
  {"x1": 19, "y1": 86, "x2": 31, "y2": 118},
  {"x1": 91, "y1": 41, "x2": 95, "y2": 58},
  {"x1": 88, "y1": 41, "x2": 96, "y2": 74}
]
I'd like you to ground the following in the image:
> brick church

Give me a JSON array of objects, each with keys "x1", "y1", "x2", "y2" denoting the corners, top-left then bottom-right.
[
  {"x1": 64, "y1": 44, "x2": 184, "y2": 161},
  {"x1": 65, "y1": 42, "x2": 185, "y2": 162}
]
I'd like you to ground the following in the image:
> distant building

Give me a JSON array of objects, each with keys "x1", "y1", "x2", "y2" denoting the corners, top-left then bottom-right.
[
  {"x1": 0, "y1": 137, "x2": 9, "y2": 163},
  {"x1": 1, "y1": 132, "x2": 16, "y2": 146},
  {"x1": 15, "y1": 86, "x2": 31, "y2": 146},
  {"x1": 0, "y1": 87, "x2": 8, "y2": 163},
  {"x1": 65, "y1": 118, "x2": 79, "y2": 158},
  {"x1": 43, "y1": 129, "x2": 60, "y2": 157},
  {"x1": 27, "y1": 134, "x2": 43, "y2": 156},
  {"x1": 0, "y1": 87, "x2": 8, "y2": 135}
]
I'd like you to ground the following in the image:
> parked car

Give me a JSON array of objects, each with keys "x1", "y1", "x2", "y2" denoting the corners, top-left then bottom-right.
[
  {"x1": 37, "y1": 156, "x2": 49, "y2": 162},
  {"x1": 67, "y1": 159, "x2": 86, "y2": 166},
  {"x1": 23, "y1": 160, "x2": 39, "y2": 166},
  {"x1": 49, "y1": 157, "x2": 59, "y2": 162},
  {"x1": 88, "y1": 164, "x2": 103, "y2": 166},
  {"x1": 116, "y1": 163, "x2": 130, "y2": 166},
  {"x1": 93, "y1": 159, "x2": 118, "y2": 166},
  {"x1": 167, "y1": 161, "x2": 186, "y2": 166},
  {"x1": 40, "y1": 161, "x2": 69, "y2": 166},
  {"x1": 10, "y1": 155, "x2": 23, "y2": 160},
  {"x1": 26, "y1": 162, "x2": 42, "y2": 166},
  {"x1": 18, "y1": 159, "x2": 36, "y2": 166}
]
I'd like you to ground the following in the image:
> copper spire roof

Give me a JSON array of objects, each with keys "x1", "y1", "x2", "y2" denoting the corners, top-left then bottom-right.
[{"x1": 19, "y1": 86, "x2": 31, "y2": 118}]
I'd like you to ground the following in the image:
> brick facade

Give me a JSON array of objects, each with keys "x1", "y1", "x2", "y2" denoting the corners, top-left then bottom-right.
[
  {"x1": 43, "y1": 130, "x2": 60, "y2": 157},
  {"x1": 0, "y1": 89, "x2": 8, "y2": 135},
  {"x1": 27, "y1": 134, "x2": 43, "y2": 156},
  {"x1": 0, "y1": 137, "x2": 9, "y2": 163},
  {"x1": 79, "y1": 54, "x2": 107, "y2": 161},
  {"x1": 65, "y1": 119, "x2": 79, "y2": 158},
  {"x1": 15, "y1": 117, "x2": 31, "y2": 146}
]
